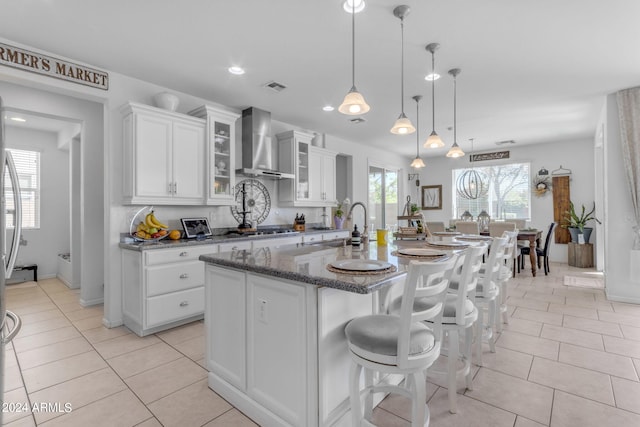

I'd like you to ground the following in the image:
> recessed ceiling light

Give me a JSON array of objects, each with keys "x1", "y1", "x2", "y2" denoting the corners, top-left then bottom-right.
[
  {"x1": 322, "y1": 105, "x2": 334, "y2": 112},
  {"x1": 424, "y1": 73, "x2": 441, "y2": 81},
  {"x1": 228, "y1": 66, "x2": 245, "y2": 75},
  {"x1": 10, "y1": 117, "x2": 26, "y2": 122},
  {"x1": 343, "y1": 0, "x2": 365, "y2": 13}
]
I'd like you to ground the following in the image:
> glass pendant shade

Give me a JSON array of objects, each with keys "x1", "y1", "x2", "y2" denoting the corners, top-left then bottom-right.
[
  {"x1": 461, "y1": 210, "x2": 473, "y2": 221},
  {"x1": 477, "y1": 210, "x2": 490, "y2": 231},
  {"x1": 411, "y1": 156, "x2": 426, "y2": 168},
  {"x1": 425, "y1": 131, "x2": 445, "y2": 148},
  {"x1": 425, "y1": 43, "x2": 445, "y2": 148},
  {"x1": 340, "y1": 0, "x2": 369, "y2": 116},
  {"x1": 338, "y1": 86, "x2": 370, "y2": 115},
  {"x1": 391, "y1": 113, "x2": 416, "y2": 134},
  {"x1": 391, "y1": 6, "x2": 414, "y2": 135},
  {"x1": 446, "y1": 142, "x2": 465, "y2": 158}
]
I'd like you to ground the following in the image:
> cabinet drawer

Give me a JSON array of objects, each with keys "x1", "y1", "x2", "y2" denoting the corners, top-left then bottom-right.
[
  {"x1": 146, "y1": 261, "x2": 204, "y2": 296},
  {"x1": 146, "y1": 287, "x2": 204, "y2": 327},
  {"x1": 301, "y1": 234, "x2": 322, "y2": 244},
  {"x1": 145, "y1": 245, "x2": 216, "y2": 265},
  {"x1": 322, "y1": 231, "x2": 350, "y2": 241}
]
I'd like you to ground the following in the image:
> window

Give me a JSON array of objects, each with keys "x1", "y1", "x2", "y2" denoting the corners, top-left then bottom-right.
[
  {"x1": 4, "y1": 149, "x2": 40, "y2": 229},
  {"x1": 452, "y1": 162, "x2": 530, "y2": 220}
]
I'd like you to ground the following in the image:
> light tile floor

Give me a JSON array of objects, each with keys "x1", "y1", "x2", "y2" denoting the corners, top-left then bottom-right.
[{"x1": 2, "y1": 263, "x2": 640, "y2": 426}]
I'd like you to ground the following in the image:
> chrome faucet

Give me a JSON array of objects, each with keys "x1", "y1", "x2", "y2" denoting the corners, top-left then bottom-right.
[{"x1": 347, "y1": 202, "x2": 369, "y2": 246}]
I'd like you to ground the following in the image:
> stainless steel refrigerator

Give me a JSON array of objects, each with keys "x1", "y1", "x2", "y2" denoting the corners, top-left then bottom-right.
[{"x1": 1, "y1": 96, "x2": 24, "y2": 423}]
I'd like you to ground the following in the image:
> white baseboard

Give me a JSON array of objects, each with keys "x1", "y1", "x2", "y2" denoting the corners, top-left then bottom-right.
[
  {"x1": 80, "y1": 297, "x2": 104, "y2": 307},
  {"x1": 604, "y1": 290, "x2": 640, "y2": 304}
]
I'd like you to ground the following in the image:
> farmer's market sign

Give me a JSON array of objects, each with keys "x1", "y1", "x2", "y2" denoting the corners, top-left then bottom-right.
[{"x1": 0, "y1": 43, "x2": 108, "y2": 90}]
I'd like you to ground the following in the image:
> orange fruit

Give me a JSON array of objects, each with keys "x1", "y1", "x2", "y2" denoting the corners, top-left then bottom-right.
[{"x1": 169, "y1": 230, "x2": 181, "y2": 240}]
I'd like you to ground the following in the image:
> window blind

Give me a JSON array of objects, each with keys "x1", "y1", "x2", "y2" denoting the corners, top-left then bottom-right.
[{"x1": 4, "y1": 149, "x2": 40, "y2": 229}]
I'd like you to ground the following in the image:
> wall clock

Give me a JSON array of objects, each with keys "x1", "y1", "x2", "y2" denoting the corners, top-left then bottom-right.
[{"x1": 230, "y1": 179, "x2": 271, "y2": 226}]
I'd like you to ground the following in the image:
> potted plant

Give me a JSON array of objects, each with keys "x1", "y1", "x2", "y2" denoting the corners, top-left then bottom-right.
[{"x1": 562, "y1": 201, "x2": 601, "y2": 243}]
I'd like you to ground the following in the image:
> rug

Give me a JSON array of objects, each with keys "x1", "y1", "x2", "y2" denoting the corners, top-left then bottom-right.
[{"x1": 563, "y1": 275, "x2": 604, "y2": 289}]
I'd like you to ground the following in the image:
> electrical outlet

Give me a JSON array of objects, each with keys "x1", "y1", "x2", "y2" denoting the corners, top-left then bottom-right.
[{"x1": 258, "y1": 299, "x2": 268, "y2": 324}]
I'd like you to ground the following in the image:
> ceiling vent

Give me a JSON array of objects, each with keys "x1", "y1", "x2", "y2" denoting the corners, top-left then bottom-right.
[
  {"x1": 495, "y1": 139, "x2": 516, "y2": 146},
  {"x1": 349, "y1": 117, "x2": 366, "y2": 124},
  {"x1": 263, "y1": 81, "x2": 287, "y2": 92}
]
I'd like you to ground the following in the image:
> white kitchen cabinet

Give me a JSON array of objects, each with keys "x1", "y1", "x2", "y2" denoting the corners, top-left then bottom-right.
[
  {"x1": 205, "y1": 266, "x2": 315, "y2": 427},
  {"x1": 308, "y1": 146, "x2": 337, "y2": 205},
  {"x1": 189, "y1": 105, "x2": 240, "y2": 205},
  {"x1": 122, "y1": 244, "x2": 216, "y2": 336},
  {"x1": 121, "y1": 102, "x2": 206, "y2": 205},
  {"x1": 277, "y1": 130, "x2": 337, "y2": 207}
]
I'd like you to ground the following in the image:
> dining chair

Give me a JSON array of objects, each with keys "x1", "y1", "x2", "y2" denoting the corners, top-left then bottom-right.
[
  {"x1": 455, "y1": 221, "x2": 480, "y2": 235},
  {"x1": 474, "y1": 236, "x2": 508, "y2": 365},
  {"x1": 345, "y1": 258, "x2": 456, "y2": 426},
  {"x1": 426, "y1": 221, "x2": 446, "y2": 233},
  {"x1": 488, "y1": 221, "x2": 516, "y2": 237},
  {"x1": 521, "y1": 222, "x2": 556, "y2": 275},
  {"x1": 512, "y1": 219, "x2": 527, "y2": 230}
]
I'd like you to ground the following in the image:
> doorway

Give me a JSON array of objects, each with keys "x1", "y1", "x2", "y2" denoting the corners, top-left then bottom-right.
[
  {"x1": 368, "y1": 163, "x2": 399, "y2": 238},
  {"x1": 3, "y1": 107, "x2": 82, "y2": 288}
]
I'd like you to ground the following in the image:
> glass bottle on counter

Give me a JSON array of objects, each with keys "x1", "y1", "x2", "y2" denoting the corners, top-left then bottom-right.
[{"x1": 351, "y1": 224, "x2": 361, "y2": 247}]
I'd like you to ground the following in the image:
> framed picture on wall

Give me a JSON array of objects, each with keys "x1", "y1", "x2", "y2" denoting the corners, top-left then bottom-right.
[{"x1": 421, "y1": 185, "x2": 442, "y2": 210}]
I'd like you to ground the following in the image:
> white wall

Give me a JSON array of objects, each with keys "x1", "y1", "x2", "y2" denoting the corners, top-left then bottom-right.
[
  {"x1": 4, "y1": 127, "x2": 70, "y2": 278},
  {"x1": 415, "y1": 139, "x2": 596, "y2": 263},
  {"x1": 601, "y1": 93, "x2": 640, "y2": 303}
]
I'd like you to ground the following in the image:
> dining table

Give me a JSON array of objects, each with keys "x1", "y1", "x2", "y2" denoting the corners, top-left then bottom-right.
[{"x1": 480, "y1": 229, "x2": 543, "y2": 276}]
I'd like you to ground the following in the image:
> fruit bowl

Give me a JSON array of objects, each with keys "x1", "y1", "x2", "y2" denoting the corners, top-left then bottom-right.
[{"x1": 129, "y1": 206, "x2": 170, "y2": 242}]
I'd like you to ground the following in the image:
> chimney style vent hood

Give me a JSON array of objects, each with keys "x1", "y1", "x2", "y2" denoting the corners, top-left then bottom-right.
[{"x1": 238, "y1": 107, "x2": 294, "y2": 179}]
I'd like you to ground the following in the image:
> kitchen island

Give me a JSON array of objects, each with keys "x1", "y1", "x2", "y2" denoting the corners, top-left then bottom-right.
[{"x1": 200, "y1": 240, "x2": 433, "y2": 427}]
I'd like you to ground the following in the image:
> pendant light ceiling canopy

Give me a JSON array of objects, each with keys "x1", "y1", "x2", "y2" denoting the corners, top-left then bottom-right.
[
  {"x1": 338, "y1": 0, "x2": 370, "y2": 115},
  {"x1": 446, "y1": 68, "x2": 465, "y2": 158},
  {"x1": 425, "y1": 43, "x2": 445, "y2": 149},
  {"x1": 390, "y1": 5, "x2": 416, "y2": 135},
  {"x1": 410, "y1": 95, "x2": 426, "y2": 168}
]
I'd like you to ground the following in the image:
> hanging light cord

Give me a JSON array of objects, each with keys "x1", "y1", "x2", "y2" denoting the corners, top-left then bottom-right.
[
  {"x1": 400, "y1": 17, "x2": 405, "y2": 113},
  {"x1": 453, "y1": 73, "x2": 457, "y2": 143},
  {"x1": 431, "y1": 52, "x2": 436, "y2": 132},
  {"x1": 416, "y1": 99, "x2": 420, "y2": 155},
  {"x1": 350, "y1": 0, "x2": 355, "y2": 87}
]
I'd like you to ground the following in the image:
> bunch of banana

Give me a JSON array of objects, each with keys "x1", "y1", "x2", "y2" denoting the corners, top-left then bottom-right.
[
  {"x1": 135, "y1": 210, "x2": 168, "y2": 240},
  {"x1": 145, "y1": 210, "x2": 168, "y2": 229}
]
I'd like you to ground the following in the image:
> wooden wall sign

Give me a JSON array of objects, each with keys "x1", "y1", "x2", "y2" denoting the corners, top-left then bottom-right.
[
  {"x1": 552, "y1": 175, "x2": 571, "y2": 243},
  {"x1": 470, "y1": 151, "x2": 510, "y2": 162},
  {"x1": 0, "y1": 42, "x2": 109, "y2": 90}
]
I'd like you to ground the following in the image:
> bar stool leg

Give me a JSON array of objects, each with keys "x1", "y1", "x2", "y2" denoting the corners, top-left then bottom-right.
[
  {"x1": 464, "y1": 325, "x2": 474, "y2": 391},
  {"x1": 411, "y1": 371, "x2": 427, "y2": 425},
  {"x1": 447, "y1": 329, "x2": 459, "y2": 414},
  {"x1": 350, "y1": 361, "x2": 364, "y2": 425}
]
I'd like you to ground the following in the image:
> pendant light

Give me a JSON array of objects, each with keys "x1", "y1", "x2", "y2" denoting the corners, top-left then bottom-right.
[
  {"x1": 446, "y1": 68, "x2": 465, "y2": 158},
  {"x1": 338, "y1": 0, "x2": 370, "y2": 115},
  {"x1": 424, "y1": 43, "x2": 445, "y2": 148},
  {"x1": 390, "y1": 5, "x2": 415, "y2": 135},
  {"x1": 456, "y1": 138, "x2": 487, "y2": 200},
  {"x1": 410, "y1": 95, "x2": 426, "y2": 168}
]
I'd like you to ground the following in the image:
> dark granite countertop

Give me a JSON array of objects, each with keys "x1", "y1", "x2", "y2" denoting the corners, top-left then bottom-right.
[{"x1": 199, "y1": 240, "x2": 453, "y2": 294}]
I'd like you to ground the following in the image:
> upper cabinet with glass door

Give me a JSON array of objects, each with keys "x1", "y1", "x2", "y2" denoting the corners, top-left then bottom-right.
[
  {"x1": 189, "y1": 105, "x2": 240, "y2": 205},
  {"x1": 277, "y1": 130, "x2": 337, "y2": 207}
]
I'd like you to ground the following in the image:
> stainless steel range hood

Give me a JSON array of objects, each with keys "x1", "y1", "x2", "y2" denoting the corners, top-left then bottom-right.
[{"x1": 238, "y1": 107, "x2": 294, "y2": 179}]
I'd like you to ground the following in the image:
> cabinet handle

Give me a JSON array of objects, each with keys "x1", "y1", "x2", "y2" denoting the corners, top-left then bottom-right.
[
  {"x1": 168, "y1": 183, "x2": 173, "y2": 194},
  {"x1": 179, "y1": 273, "x2": 189, "y2": 279},
  {"x1": 232, "y1": 246, "x2": 238, "y2": 251},
  {"x1": 179, "y1": 251, "x2": 188, "y2": 257},
  {"x1": 174, "y1": 181, "x2": 178, "y2": 194},
  {"x1": 179, "y1": 301, "x2": 189, "y2": 307}
]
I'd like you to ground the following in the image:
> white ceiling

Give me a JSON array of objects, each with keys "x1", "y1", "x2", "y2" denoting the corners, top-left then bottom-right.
[{"x1": 1, "y1": 0, "x2": 639, "y2": 158}]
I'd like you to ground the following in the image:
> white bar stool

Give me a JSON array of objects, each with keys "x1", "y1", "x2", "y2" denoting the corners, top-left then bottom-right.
[{"x1": 345, "y1": 258, "x2": 457, "y2": 426}]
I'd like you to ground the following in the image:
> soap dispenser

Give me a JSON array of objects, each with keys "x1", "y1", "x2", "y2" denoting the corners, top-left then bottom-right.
[{"x1": 351, "y1": 224, "x2": 361, "y2": 247}]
